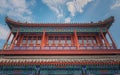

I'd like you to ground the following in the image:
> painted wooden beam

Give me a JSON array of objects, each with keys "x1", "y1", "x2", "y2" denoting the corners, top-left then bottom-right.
[{"x1": 0, "y1": 49, "x2": 120, "y2": 55}]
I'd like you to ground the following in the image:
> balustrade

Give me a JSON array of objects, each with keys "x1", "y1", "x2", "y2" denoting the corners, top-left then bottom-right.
[{"x1": 10, "y1": 44, "x2": 114, "y2": 50}]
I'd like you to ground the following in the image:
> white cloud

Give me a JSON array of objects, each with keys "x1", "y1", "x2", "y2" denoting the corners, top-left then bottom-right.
[
  {"x1": 42, "y1": 0, "x2": 67, "y2": 18},
  {"x1": 0, "y1": 24, "x2": 10, "y2": 40},
  {"x1": 0, "y1": 0, "x2": 35, "y2": 22},
  {"x1": 29, "y1": 0, "x2": 36, "y2": 6},
  {"x1": 42, "y1": 0, "x2": 93, "y2": 22},
  {"x1": 66, "y1": 1, "x2": 76, "y2": 16},
  {"x1": 65, "y1": 17, "x2": 71, "y2": 23},
  {"x1": 66, "y1": 0, "x2": 93, "y2": 16},
  {"x1": 111, "y1": 0, "x2": 120, "y2": 9}
]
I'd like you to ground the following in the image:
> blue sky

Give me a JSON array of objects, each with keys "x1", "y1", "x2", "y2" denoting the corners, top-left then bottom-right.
[{"x1": 0, "y1": 0, "x2": 120, "y2": 49}]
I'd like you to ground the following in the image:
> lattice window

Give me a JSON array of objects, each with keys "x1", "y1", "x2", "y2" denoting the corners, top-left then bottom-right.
[
  {"x1": 66, "y1": 36, "x2": 71, "y2": 44},
  {"x1": 87, "y1": 36, "x2": 93, "y2": 45},
  {"x1": 32, "y1": 36, "x2": 36, "y2": 44},
  {"x1": 37, "y1": 36, "x2": 41, "y2": 44},
  {"x1": 92, "y1": 36, "x2": 97, "y2": 45},
  {"x1": 78, "y1": 36, "x2": 97, "y2": 46},
  {"x1": 28, "y1": 36, "x2": 32, "y2": 44},
  {"x1": 48, "y1": 36, "x2": 53, "y2": 45},
  {"x1": 22, "y1": 36, "x2": 27, "y2": 44},
  {"x1": 60, "y1": 36, "x2": 65, "y2": 44},
  {"x1": 54, "y1": 36, "x2": 59, "y2": 44},
  {"x1": 78, "y1": 36, "x2": 82, "y2": 44},
  {"x1": 48, "y1": 36, "x2": 72, "y2": 46},
  {"x1": 83, "y1": 36, "x2": 87, "y2": 45}
]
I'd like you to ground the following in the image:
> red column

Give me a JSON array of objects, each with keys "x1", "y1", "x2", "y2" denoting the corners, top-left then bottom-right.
[
  {"x1": 16, "y1": 35, "x2": 21, "y2": 46},
  {"x1": 95, "y1": 35, "x2": 100, "y2": 46},
  {"x1": 91, "y1": 36, "x2": 94, "y2": 46},
  {"x1": 74, "y1": 30, "x2": 79, "y2": 49},
  {"x1": 98, "y1": 33, "x2": 104, "y2": 46},
  {"x1": 100, "y1": 29, "x2": 109, "y2": 48},
  {"x1": 45, "y1": 35, "x2": 48, "y2": 45},
  {"x1": 10, "y1": 30, "x2": 19, "y2": 49},
  {"x1": 97, "y1": 35, "x2": 101, "y2": 46},
  {"x1": 36, "y1": 35, "x2": 38, "y2": 45},
  {"x1": 26, "y1": 36, "x2": 28, "y2": 46},
  {"x1": 105, "y1": 35, "x2": 110, "y2": 46},
  {"x1": 107, "y1": 29, "x2": 117, "y2": 49},
  {"x1": 65, "y1": 36, "x2": 67, "y2": 45},
  {"x1": 3, "y1": 31, "x2": 12, "y2": 50},
  {"x1": 82, "y1": 36, "x2": 84, "y2": 46},
  {"x1": 20, "y1": 34, "x2": 24, "y2": 46},
  {"x1": 30, "y1": 36, "x2": 33, "y2": 46},
  {"x1": 41, "y1": 30, "x2": 46, "y2": 48}
]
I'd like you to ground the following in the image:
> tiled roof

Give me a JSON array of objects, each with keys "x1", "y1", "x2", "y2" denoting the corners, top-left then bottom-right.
[
  {"x1": 5, "y1": 16, "x2": 114, "y2": 30},
  {"x1": 0, "y1": 55, "x2": 120, "y2": 65}
]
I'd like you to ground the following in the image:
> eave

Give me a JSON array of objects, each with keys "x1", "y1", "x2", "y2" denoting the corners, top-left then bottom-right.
[
  {"x1": 0, "y1": 55, "x2": 120, "y2": 66},
  {"x1": 5, "y1": 16, "x2": 114, "y2": 30},
  {"x1": 0, "y1": 49, "x2": 120, "y2": 55},
  {"x1": 0, "y1": 61, "x2": 119, "y2": 66}
]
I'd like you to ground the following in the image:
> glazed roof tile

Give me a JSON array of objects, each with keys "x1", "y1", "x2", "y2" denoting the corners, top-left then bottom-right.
[{"x1": 5, "y1": 16, "x2": 114, "y2": 30}]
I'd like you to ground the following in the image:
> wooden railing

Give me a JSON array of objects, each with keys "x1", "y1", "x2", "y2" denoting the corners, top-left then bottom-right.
[{"x1": 5, "y1": 44, "x2": 114, "y2": 50}]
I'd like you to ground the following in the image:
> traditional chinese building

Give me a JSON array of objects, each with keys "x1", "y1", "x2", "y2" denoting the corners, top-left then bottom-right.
[{"x1": 0, "y1": 16, "x2": 120, "y2": 75}]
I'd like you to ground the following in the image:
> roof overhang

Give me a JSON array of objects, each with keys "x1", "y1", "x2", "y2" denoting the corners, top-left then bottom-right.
[
  {"x1": 5, "y1": 16, "x2": 114, "y2": 31},
  {"x1": 0, "y1": 49, "x2": 120, "y2": 55},
  {"x1": 0, "y1": 55, "x2": 120, "y2": 65}
]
